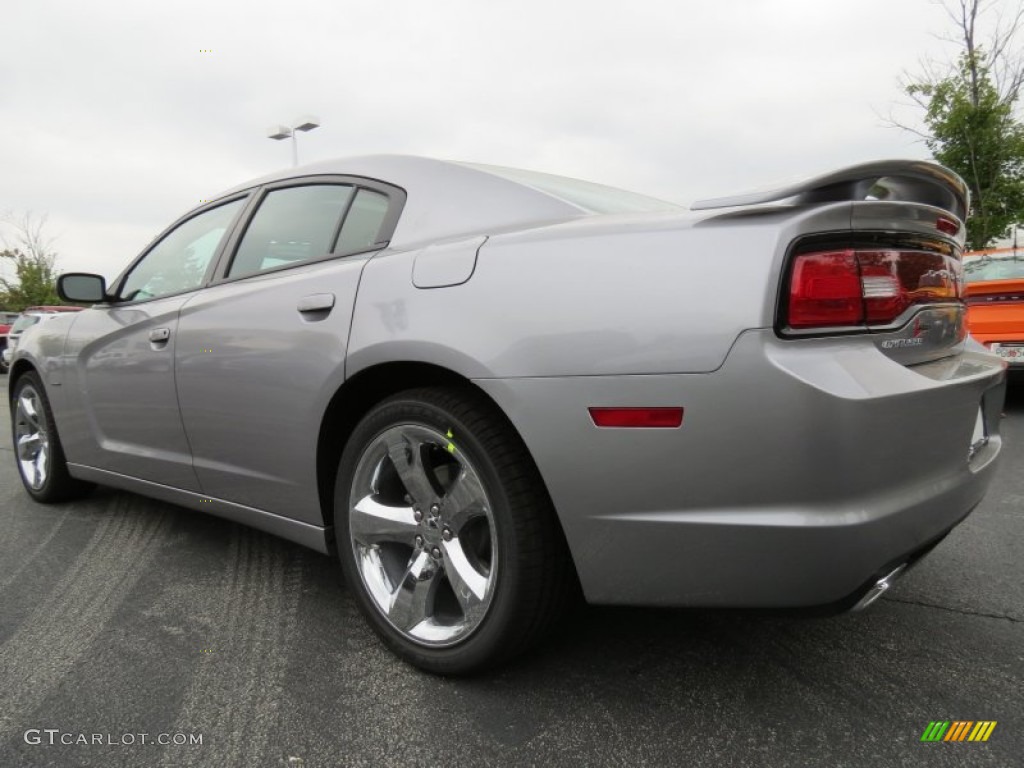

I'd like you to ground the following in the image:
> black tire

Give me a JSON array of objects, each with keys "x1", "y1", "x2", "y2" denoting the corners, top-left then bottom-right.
[
  {"x1": 11, "y1": 371, "x2": 94, "y2": 503},
  {"x1": 335, "y1": 386, "x2": 576, "y2": 675}
]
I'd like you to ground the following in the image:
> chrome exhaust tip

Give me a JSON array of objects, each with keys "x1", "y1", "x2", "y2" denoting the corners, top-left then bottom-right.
[{"x1": 851, "y1": 564, "x2": 908, "y2": 612}]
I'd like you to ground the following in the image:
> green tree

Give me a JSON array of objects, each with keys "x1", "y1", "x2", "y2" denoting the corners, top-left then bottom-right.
[
  {"x1": 901, "y1": 0, "x2": 1024, "y2": 250},
  {"x1": 0, "y1": 213, "x2": 65, "y2": 310}
]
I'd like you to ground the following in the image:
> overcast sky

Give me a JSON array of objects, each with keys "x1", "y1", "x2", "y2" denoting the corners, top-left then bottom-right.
[{"x1": 1, "y1": 0, "x2": 1017, "y2": 280}]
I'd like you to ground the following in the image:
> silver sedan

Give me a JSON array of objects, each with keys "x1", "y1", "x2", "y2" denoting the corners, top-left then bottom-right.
[{"x1": 9, "y1": 155, "x2": 1005, "y2": 673}]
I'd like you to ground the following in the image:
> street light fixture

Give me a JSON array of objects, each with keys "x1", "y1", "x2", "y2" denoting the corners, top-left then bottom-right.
[{"x1": 267, "y1": 115, "x2": 321, "y2": 167}]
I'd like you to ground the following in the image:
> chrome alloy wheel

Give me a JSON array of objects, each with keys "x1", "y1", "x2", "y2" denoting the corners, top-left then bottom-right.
[
  {"x1": 14, "y1": 384, "x2": 50, "y2": 490},
  {"x1": 348, "y1": 423, "x2": 498, "y2": 646}
]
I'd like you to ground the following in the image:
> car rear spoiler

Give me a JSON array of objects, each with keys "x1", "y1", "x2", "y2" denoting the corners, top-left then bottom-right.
[{"x1": 691, "y1": 160, "x2": 969, "y2": 223}]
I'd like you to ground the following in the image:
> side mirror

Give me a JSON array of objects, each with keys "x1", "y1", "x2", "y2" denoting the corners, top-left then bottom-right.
[{"x1": 58, "y1": 273, "x2": 107, "y2": 304}]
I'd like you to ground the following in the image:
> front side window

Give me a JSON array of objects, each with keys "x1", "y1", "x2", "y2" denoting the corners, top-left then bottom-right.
[
  {"x1": 120, "y1": 199, "x2": 245, "y2": 303},
  {"x1": 228, "y1": 185, "x2": 354, "y2": 278}
]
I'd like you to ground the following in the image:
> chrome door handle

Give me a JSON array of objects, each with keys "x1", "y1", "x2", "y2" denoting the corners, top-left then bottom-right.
[
  {"x1": 297, "y1": 293, "x2": 335, "y2": 313},
  {"x1": 149, "y1": 328, "x2": 170, "y2": 343}
]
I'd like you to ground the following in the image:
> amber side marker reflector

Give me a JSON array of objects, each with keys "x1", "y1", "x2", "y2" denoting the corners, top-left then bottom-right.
[{"x1": 588, "y1": 407, "x2": 684, "y2": 428}]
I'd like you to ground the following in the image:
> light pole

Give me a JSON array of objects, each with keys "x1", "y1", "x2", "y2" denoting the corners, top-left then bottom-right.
[{"x1": 267, "y1": 116, "x2": 320, "y2": 167}]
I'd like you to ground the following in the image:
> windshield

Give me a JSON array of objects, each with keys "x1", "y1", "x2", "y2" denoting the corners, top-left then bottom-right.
[
  {"x1": 10, "y1": 314, "x2": 45, "y2": 333},
  {"x1": 964, "y1": 254, "x2": 1024, "y2": 283},
  {"x1": 463, "y1": 162, "x2": 682, "y2": 215}
]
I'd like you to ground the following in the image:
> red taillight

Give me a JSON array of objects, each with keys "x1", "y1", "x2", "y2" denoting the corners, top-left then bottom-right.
[
  {"x1": 788, "y1": 250, "x2": 863, "y2": 328},
  {"x1": 936, "y1": 216, "x2": 960, "y2": 235},
  {"x1": 784, "y1": 247, "x2": 962, "y2": 332},
  {"x1": 588, "y1": 407, "x2": 684, "y2": 428}
]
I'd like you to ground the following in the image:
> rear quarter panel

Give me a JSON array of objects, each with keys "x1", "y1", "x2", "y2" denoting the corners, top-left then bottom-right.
[{"x1": 348, "y1": 203, "x2": 853, "y2": 378}]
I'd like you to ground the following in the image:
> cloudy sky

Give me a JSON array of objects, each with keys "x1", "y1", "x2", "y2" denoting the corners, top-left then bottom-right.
[{"x1": 0, "y1": 0, "x2": 1016, "y2": 280}]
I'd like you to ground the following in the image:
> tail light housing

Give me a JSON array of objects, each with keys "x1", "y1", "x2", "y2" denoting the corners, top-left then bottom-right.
[{"x1": 781, "y1": 241, "x2": 963, "y2": 334}]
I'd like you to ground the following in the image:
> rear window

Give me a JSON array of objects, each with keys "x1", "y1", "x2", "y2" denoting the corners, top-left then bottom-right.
[
  {"x1": 463, "y1": 162, "x2": 681, "y2": 215},
  {"x1": 964, "y1": 255, "x2": 1024, "y2": 283}
]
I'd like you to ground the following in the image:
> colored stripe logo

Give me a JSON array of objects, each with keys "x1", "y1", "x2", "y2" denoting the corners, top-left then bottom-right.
[{"x1": 920, "y1": 721, "x2": 997, "y2": 742}]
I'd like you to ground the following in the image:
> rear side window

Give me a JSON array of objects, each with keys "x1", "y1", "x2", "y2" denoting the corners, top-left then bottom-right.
[
  {"x1": 229, "y1": 185, "x2": 354, "y2": 278},
  {"x1": 335, "y1": 189, "x2": 389, "y2": 254}
]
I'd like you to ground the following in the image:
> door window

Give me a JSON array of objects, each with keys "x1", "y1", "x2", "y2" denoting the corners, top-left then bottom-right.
[
  {"x1": 228, "y1": 185, "x2": 354, "y2": 278},
  {"x1": 120, "y1": 199, "x2": 245, "y2": 303}
]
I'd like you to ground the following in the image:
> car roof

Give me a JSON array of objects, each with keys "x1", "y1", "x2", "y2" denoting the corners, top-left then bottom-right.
[{"x1": 217, "y1": 155, "x2": 605, "y2": 250}]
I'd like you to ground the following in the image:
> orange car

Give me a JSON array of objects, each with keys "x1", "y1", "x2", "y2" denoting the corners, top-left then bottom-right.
[{"x1": 964, "y1": 247, "x2": 1024, "y2": 367}]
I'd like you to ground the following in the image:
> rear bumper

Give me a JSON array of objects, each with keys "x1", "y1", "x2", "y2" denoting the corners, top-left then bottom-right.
[{"x1": 476, "y1": 329, "x2": 1006, "y2": 608}]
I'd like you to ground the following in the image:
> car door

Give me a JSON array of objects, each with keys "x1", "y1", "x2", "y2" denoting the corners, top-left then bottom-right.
[
  {"x1": 60, "y1": 197, "x2": 249, "y2": 489},
  {"x1": 175, "y1": 178, "x2": 403, "y2": 526}
]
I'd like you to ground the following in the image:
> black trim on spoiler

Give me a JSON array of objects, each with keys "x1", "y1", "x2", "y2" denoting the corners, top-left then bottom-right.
[{"x1": 692, "y1": 160, "x2": 969, "y2": 224}]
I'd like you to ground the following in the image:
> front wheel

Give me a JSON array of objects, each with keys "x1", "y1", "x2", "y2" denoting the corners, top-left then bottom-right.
[
  {"x1": 11, "y1": 371, "x2": 94, "y2": 503},
  {"x1": 335, "y1": 387, "x2": 575, "y2": 674}
]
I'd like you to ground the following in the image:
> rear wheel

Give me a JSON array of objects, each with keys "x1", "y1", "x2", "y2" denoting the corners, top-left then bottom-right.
[
  {"x1": 11, "y1": 372, "x2": 93, "y2": 502},
  {"x1": 335, "y1": 387, "x2": 574, "y2": 674}
]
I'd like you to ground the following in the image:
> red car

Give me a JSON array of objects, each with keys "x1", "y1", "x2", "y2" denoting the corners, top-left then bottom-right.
[
  {"x1": 0, "y1": 311, "x2": 22, "y2": 371},
  {"x1": 2, "y1": 306, "x2": 84, "y2": 372}
]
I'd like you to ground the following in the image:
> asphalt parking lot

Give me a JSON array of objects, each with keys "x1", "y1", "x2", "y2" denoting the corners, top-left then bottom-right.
[{"x1": 0, "y1": 376, "x2": 1021, "y2": 768}]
